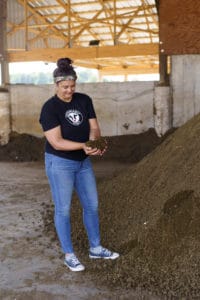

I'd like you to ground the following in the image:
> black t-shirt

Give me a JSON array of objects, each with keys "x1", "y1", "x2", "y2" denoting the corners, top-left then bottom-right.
[{"x1": 39, "y1": 92, "x2": 96, "y2": 161}]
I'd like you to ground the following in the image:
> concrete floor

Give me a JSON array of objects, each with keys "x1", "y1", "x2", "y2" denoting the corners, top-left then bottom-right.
[{"x1": 0, "y1": 161, "x2": 139, "y2": 300}]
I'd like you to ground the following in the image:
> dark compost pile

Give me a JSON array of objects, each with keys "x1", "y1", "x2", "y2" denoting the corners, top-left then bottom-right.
[
  {"x1": 0, "y1": 128, "x2": 166, "y2": 163},
  {"x1": 1, "y1": 117, "x2": 200, "y2": 298}
]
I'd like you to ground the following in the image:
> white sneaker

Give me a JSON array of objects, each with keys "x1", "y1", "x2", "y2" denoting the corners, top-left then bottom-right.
[
  {"x1": 89, "y1": 246, "x2": 120, "y2": 260},
  {"x1": 64, "y1": 254, "x2": 85, "y2": 271}
]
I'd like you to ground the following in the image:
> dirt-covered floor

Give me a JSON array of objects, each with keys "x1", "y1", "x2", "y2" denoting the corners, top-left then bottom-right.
[{"x1": 1, "y1": 120, "x2": 200, "y2": 299}]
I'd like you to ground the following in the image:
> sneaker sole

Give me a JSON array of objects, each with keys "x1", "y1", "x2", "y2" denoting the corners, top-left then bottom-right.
[
  {"x1": 89, "y1": 253, "x2": 119, "y2": 260},
  {"x1": 64, "y1": 261, "x2": 85, "y2": 272}
]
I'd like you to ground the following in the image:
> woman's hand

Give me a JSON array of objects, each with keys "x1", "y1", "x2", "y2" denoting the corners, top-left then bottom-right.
[
  {"x1": 99, "y1": 143, "x2": 107, "y2": 156},
  {"x1": 84, "y1": 137, "x2": 107, "y2": 156},
  {"x1": 83, "y1": 144, "x2": 102, "y2": 156}
]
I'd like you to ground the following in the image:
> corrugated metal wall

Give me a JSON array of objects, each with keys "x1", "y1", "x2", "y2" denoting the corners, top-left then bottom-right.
[{"x1": 7, "y1": 0, "x2": 65, "y2": 50}]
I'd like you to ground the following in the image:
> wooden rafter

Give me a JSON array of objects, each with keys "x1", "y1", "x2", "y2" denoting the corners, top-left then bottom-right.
[{"x1": 7, "y1": 0, "x2": 159, "y2": 74}]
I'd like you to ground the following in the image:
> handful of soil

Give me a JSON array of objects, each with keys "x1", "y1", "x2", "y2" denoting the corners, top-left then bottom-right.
[{"x1": 85, "y1": 137, "x2": 107, "y2": 151}]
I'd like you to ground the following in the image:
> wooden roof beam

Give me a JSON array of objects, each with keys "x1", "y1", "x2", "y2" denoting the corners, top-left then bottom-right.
[
  {"x1": 7, "y1": 43, "x2": 158, "y2": 62},
  {"x1": 98, "y1": 64, "x2": 158, "y2": 75},
  {"x1": 16, "y1": 0, "x2": 68, "y2": 41}
]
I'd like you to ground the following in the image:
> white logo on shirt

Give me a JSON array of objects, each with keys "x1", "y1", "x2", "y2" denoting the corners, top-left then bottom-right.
[{"x1": 65, "y1": 109, "x2": 83, "y2": 126}]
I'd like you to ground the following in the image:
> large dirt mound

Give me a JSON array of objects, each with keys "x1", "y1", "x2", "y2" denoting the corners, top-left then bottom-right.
[
  {"x1": 94, "y1": 113, "x2": 200, "y2": 298},
  {"x1": 42, "y1": 113, "x2": 200, "y2": 298}
]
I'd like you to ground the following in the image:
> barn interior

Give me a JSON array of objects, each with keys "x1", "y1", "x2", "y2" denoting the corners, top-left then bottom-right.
[{"x1": 1, "y1": 1, "x2": 200, "y2": 299}]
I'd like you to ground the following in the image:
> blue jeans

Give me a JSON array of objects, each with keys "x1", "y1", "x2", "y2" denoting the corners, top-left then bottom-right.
[{"x1": 45, "y1": 153, "x2": 101, "y2": 253}]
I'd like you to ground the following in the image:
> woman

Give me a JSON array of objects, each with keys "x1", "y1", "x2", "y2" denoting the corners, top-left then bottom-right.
[{"x1": 39, "y1": 57, "x2": 119, "y2": 272}]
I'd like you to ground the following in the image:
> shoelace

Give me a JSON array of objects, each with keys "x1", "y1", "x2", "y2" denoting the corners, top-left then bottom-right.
[
  {"x1": 102, "y1": 248, "x2": 112, "y2": 256},
  {"x1": 69, "y1": 256, "x2": 80, "y2": 266}
]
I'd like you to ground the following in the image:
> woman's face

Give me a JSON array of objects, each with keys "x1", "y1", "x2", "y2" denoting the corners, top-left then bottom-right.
[{"x1": 56, "y1": 80, "x2": 76, "y2": 101}]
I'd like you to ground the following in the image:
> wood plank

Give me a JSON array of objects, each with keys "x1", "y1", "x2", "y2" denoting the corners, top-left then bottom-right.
[{"x1": 7, "y1": 43, "x2": 159, "y2": 62}]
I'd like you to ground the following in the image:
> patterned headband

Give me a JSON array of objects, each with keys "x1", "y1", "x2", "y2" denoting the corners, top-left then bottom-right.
[{"x1": 54, "y1": 75, "x2": 77, "y2": 83}]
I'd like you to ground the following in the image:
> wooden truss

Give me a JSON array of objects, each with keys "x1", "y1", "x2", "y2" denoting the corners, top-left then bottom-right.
[{"x1": 7, "y1": 0, "x2": 159, "y2": 75}]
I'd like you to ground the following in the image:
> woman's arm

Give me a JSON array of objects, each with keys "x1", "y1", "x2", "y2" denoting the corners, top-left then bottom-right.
[
  {"x1": 44, "y1": 125, "x2": 101, "y2": 155},
  {"x1": 44, "y1": 125, "x2": 84, "y2": 151},
  {"x1": 89, "y1": 118, "x2": 101, "y2": 140}
]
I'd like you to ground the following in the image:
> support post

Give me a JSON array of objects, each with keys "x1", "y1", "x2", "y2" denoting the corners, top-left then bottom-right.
[{"x1": 0, "y1": 0, "x2": 9, "y2": 87}]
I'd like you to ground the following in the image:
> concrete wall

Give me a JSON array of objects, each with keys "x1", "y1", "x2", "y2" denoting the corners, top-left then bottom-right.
[
  {"x1": 76, "y1": 82, "x2": 155, "y2": 136},
  {"x1": 0, "y1": 91, "x2": 10, "y2": 145},
  {"x1": 10, "y1": 84, "x2": 54, "y2": 137},
  {"x1": 171, "y1": 55, "x2": 200, "y2": 128},
  {"x1": 9, "y1": 81, "x2": 160, "y2": 138}
]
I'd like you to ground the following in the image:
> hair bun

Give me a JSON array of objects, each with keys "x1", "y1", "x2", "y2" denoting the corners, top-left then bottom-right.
[
  {"x1": 53, "y1": 57, "x2": 77, "y2": 80},
  {"x1": 57, "y1": 57, "x2": 73, "y2": 70}
]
